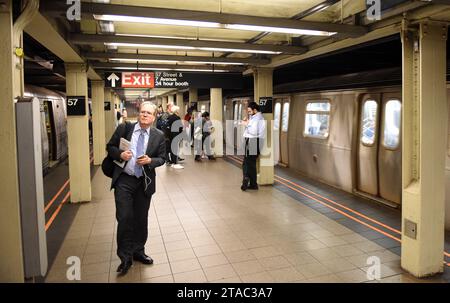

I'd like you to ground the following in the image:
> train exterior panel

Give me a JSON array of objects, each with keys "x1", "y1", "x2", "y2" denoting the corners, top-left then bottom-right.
[
  {"x1": 225, "y1": 85, "x2": 450, "y2": 230},
  {"x1": 24, "y1": 85, "x2": 68, "y2": 173}
]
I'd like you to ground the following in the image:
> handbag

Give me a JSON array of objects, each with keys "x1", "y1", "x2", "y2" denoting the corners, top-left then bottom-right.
[
  {"x1": 101, "y1": 156, "x2": 115, "y2": 178},
  {"x1": 101, "y1": 122, "x2": 133, "y2": 178}
]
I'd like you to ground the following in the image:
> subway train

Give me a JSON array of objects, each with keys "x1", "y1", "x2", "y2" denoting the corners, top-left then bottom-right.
[
  {"x1": 223, "y1": 67, "x2": 450, "y2": 230},
  {"x1": 24, "y1": 85, "x2": 68, "y2": 174}
]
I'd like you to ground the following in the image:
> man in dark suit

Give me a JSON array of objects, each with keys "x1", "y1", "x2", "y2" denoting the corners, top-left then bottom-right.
[{"x1": 106, "y1": 101, "x2": 166, "y2": 275}]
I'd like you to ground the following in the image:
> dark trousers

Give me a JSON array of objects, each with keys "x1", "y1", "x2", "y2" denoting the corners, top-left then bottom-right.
[
  {"x1": 242, "y1": 155, "x2": 258, "y2": 186},
  {"x1": 169, "y1": 137, "x2": 178, "y2": 164},
  {"x1": 114, "y1": 173, "x2": 152, "y2": 261},
  {"x1": 242, "y1": 137, "x2": 260, "y2": 186},
  {"x1": 165, "y1": 138, "x2": 172, "y2": 163}
]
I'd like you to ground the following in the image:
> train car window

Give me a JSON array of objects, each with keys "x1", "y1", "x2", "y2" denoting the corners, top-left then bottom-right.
[
  {"x1": 304, "y1": 101, "x2": 330, "y2": 138},
  {"x1": 234, "y1": 103, "x2": 238, "y2": 121},
  {"x1": 238, "y1": 103, "x2": 243, "y2": 120},
  {"x1": 282, "y1": 103, "x2": 290, "y2": 132},
  {"x1": 361, "y1": 100, "x2": 378, "y2": 145},
  {"x1": 383, "y1": 99, "x2": 401, "y2": 149},
  {"x1": 274, "y1": 103, "x2": 281, "y2": 131}
]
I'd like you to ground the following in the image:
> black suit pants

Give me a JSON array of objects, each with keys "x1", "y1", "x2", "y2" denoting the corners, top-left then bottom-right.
[{"x1": 114, "y1": 173, "x2": 152, "y2": 261}]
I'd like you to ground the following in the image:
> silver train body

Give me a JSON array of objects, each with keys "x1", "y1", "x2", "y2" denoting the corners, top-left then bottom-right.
[
  {"x1": 24, "y1": 85, "x2": 68, "y2": 174},
  {"x1": 224, "y1": 84, "x2": 450, "y2": 230}
]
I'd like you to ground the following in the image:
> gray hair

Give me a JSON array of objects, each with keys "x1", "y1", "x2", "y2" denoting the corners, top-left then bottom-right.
[
  {"x1": 139, "y1": 101, "x2": 157, "y2": 115},
  {"x1": 171, "y1": 105, "x2": 180, "y2": 114}
]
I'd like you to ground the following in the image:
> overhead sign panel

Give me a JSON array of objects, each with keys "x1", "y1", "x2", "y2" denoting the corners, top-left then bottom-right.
[
  {"x1": 104, "y1": 71, "x2": 242, "y2": 89},
  {"x1": 106, "y1": 72, "x2": 121, "y2": 88},
  {"x1": 122, "y1": 72, "x2": 155, "y2": 88},
  {"x1": 154, "y1": 72, "x2": 189, "y2": 88}
]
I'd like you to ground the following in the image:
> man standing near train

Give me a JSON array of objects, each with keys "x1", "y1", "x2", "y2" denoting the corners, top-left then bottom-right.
[
  {"x1": 106, "y1": 101, "x2": 166, "y2": 275},
  {"x1": 241, "y1": 101, "x2": 265, "y2": 191}
]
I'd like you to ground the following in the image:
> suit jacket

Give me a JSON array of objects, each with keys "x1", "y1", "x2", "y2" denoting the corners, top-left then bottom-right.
[{"x1": 106, "y1": 122, "x2": 166, "y2": 197}]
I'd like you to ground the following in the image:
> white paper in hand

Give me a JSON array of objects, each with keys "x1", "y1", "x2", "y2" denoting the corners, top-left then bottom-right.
[{"x1": 114, "y1": 138, "x2": 132, "y2": 168}]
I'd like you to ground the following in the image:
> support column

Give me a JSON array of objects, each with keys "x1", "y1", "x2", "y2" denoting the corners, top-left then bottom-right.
[
  {"x1": 189, "y1": 88, "x2": 198, "y2": 107},
  {"x1": 168, "y1": 94, "x2": 175, "y2": 105},
  {"x1": 401, "y1": 21, "x2": 448, "y2": 277},
  {"x1": 65, "y1": 63, "x2": 91, "y2": 203},
  {"x1": 0, "y1": 0, "x2": 26, "y2": 282},
  {"x1": 162, "y1": 96, "x2": 168, "y2": 111},
  {"x1": 91, "y1": 80, "x2": 106, "y2": 165},
  {"x1": 176, "y1": 92, "x2": 184, "y2": 117},
  {"x1": 210, "y1": 88, "x2": 224, "y2": 157},
  {"x1": 156, "y1": 96, "x2": 162, "y2": 107},
  {"x1": 253, "y1": 67, "x2": 274, "y2": 185},
  {"x1": 104, "y1": 87, "x2": 113, "y2": 142}
]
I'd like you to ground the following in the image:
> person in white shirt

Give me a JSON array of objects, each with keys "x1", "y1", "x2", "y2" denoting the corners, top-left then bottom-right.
[{"x1": 241, "y1": 101, "x2": 265, "y2": 191}]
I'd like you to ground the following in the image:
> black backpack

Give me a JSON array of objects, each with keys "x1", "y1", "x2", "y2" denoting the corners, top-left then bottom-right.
[{"x1": 101, "y1": 122, "x2": 133, "y2": 178}]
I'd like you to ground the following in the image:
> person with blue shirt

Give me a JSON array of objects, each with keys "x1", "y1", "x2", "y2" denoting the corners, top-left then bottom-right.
[{"x1": 106, "y1": 101, "x2": 166, "y2": 275}]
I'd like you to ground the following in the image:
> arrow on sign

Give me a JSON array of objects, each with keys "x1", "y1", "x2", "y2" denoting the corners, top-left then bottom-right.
[{"x1": 107, "y1": 73, "x2": 120, "y2": 87}]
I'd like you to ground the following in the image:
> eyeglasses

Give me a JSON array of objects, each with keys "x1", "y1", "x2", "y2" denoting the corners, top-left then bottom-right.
[{"x1": 140, "y1": 111, "x2": 154, "y2": 116}]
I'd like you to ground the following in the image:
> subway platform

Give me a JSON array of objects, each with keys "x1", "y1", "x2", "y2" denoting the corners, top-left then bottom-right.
[{"x1": 44, "y1": 157, "x2": 449, "y2": 283}]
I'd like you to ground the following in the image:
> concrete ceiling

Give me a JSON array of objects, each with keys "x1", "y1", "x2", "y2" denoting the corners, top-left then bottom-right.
[{"x1": 25, "y1": 0, "x2": 450, "y2": 101}]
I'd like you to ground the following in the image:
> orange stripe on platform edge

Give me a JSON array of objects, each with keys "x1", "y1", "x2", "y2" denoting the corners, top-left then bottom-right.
[
  {"x1": 44, "y1": 179, "x2": 70, "y2": 213},
  {"x1": 275, "y1": 174, "x2": 402, "y2": 235},
  {"x1": 45, "y1": 191, "x2": 71, "y2": 231},
  {"x1": 274, "y1": 177, "x2": 402, "y2": 243},
  {"x1": 226, "y1": 155, "x2": 450, "y2": 267}
]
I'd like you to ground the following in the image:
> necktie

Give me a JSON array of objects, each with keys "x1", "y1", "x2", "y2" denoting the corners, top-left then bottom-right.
[{"x1": 134, "y1": 129, "x2": 146, "y2": 177}]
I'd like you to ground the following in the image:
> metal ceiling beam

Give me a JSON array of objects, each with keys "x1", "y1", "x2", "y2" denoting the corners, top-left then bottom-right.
[
  {"x1": 82, "y1": 52, "x2": 270, "y2": 65},
  {"x1": 40, "y1": 1, "x2": 367, "y2": 37},
  {"x1": 69, "y1": 34, "x2": 307, "y2": 55},
  {"x1": 90, "y1": 62, "x2": 245, "y2": 72}
]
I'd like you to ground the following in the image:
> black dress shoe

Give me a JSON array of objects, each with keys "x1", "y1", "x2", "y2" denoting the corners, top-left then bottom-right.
[
  {"x1": 241, "y1": 177, "x2": 249, "y2": 191},
  {"x1": 117, "y1": 259, "x2": 132, "y2": 275},
  {"x1": 133, "y1": 253, "x2": 154, "y2": 265},
  {"x1": 247, "y1": 184, "x2": 259, "y2": 190}
]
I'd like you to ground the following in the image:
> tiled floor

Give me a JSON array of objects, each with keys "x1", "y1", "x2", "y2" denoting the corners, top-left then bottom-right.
[{"x1": 44, "y1": 157, "x2": 448, "y2": 283}]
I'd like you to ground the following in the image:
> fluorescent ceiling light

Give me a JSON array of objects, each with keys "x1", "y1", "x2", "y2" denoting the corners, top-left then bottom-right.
[
  {"x1": 109, "y1": 66, "x2": 228, "y2": 72},
  {"x1": 106, "y1": 42, "x2": 195, "y2": 50},
  {"x1": 105, "y1": 42, "x2": 280, "y2": 54},
  {"x1": 115, "y1": 33, "x2": 246, "y2": 43},
  {"x1": 225, "y1": 24, "x2": 336, "y2": 36},
  {"x1": 94, "y1": 14, "x2": 335, "y2": 36},
  {"x1": 109, "y1": 58, "x2": 244, "y2": 65},
  {"x1": 198, "y1": 47, "x2": 280, "y2": 54},
  {"x1": 94, "y1": 15, "x2": 221, "y2": 28},
  {"x1": 109, "y1": 58, "x2": 178, "y2": 64}
]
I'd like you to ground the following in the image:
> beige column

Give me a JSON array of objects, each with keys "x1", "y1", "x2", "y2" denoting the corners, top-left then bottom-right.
[
  {"x1": 176, "y1": 92, "x2": 184, "y2": 117},
  {"x1": 0, "y1": 0, "x2": 29, "y2": 282},
  {"x1": 253, "y1": 67, "x2": 274, "y2": 185},
  {"x1": 168, "y1": 94, "x2": 175, "y2": 105},
  {"x1": 189, "y1": 88, "x2": 198, "y2": 107},
  {"x1": 401, "y1": 21, "x2": 448, "y2": 277},
  {"x1": 156, "y1": 96, "x2": 162, "y2": 107},
  {"x1": 91, "y1": 80, "x2": 106, "y2": 165},
  {"x1": 65, "y1": 63, "x2": 91, "y2": 203},
  {"x1": 162, "y1": 96, "x2": 168, "y2": 110},
  {"x1": 210, "y1": 88, "x2": 224, "y2": 157},
  {"x1": 104, "y1": 87, "x2": 113, "y2": 142}
]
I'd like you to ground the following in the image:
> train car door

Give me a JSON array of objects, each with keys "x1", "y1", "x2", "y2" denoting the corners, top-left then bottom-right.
[
  {"x1": 274, "y1": 98, "x2": 290, "y2": 166},
  {"x1": 357, "y1": 94, "x2": 381, "y2": 197},
  {"x1": 357, "y1": 93, "x2": 402, "y2": 206},
  {"x1": 378, "y1": 95, "x2": 402, "y2": 204}
]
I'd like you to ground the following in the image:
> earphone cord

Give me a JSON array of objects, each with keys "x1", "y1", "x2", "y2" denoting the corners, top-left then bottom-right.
[{"x1": 142, "y1": 167, "x2": 152, "y2": 191}]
